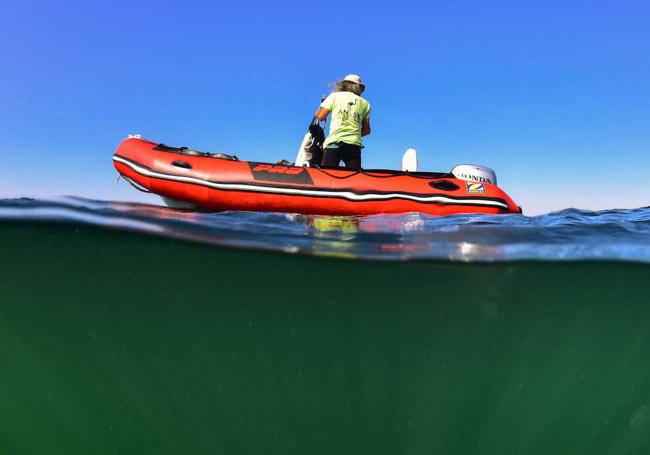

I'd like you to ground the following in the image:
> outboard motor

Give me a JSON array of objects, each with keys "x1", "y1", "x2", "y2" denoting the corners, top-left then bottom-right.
[{"x1": 451, "y1": 164, "x2": 498, "y2": 186}]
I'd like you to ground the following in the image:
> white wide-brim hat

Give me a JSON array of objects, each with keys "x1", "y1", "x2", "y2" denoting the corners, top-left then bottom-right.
[{"x1": 343, "y1": 74, "x2": 365, "y2": 87}]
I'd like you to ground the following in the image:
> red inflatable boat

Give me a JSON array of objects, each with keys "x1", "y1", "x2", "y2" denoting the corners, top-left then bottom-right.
[{"x1": 113, "y1": 137, "x2": 521, "y2": 216}]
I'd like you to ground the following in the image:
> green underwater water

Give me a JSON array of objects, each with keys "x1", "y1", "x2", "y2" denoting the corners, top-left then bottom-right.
[{"x1": 1, "y1": 222, "x2": 650, "y2": 454}]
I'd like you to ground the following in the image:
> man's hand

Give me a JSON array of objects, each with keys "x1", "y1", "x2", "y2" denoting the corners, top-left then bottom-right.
[{"x1": 361, "y1": 118, "x2": 371, "y2": 137}]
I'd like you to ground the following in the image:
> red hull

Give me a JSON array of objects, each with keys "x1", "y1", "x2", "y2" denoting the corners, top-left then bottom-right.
[{"x1": 113, "y1": 138, "x2": 520, "y2": 216}]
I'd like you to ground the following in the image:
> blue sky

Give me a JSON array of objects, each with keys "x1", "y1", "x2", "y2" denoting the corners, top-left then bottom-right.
[{"x1": 1, "y1": 0, "x2": 648, "y2": 214}]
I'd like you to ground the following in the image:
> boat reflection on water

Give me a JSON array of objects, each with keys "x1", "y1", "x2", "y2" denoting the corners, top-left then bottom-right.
[
  {"x1": 289, "y1": 213, "x2": 508, "y2": 261},
  {"x1": 287, "y1": 214, "x2": 362, "y2": 259},
  {"x1": 289, "y1": 213, "x2": 436, "y2": 260},
  {"x1": 105, "y1": 203, "x2": 508, "y2": 262}
]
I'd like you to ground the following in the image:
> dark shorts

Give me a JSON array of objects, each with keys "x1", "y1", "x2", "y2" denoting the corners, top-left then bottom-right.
[{"x1": 321, "y1": 142, "x2": 362, "y2": 170}]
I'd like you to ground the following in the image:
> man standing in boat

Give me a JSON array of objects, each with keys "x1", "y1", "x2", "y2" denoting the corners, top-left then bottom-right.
[{"x1": 315, "y1": 74, "x2": 371, "y2": 169}]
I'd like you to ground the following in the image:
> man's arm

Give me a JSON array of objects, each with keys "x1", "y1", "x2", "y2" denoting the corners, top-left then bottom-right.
[
  {"x1": 315, "y1": 108, "x2": 330, "y2": 121},
  {"x1": 361, "y1": 118, "x2": 371, "y2": 137}
]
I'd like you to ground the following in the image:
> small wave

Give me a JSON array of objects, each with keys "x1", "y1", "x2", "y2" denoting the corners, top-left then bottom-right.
[{"x1": 1, "y1": 197, "x2": 649, "y2": 263}]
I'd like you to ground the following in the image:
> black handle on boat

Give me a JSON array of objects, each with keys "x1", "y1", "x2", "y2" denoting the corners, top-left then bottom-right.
[{"x1": 171, "y1": 160, "x2": 192, "y2": 170}]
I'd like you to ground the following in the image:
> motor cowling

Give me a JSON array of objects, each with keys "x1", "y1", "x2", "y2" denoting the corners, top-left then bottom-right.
[{"x1": 451, "y1": 164, "x2": 498, "y2": 186}]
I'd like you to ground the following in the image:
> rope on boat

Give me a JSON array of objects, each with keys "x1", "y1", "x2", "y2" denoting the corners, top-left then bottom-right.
[
  {"x1": 313, "y1": 166, "x2": 453, "y2": 181},
  {"x1": 120, "y1": 174, "x2": 153, "y2": 193}
]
